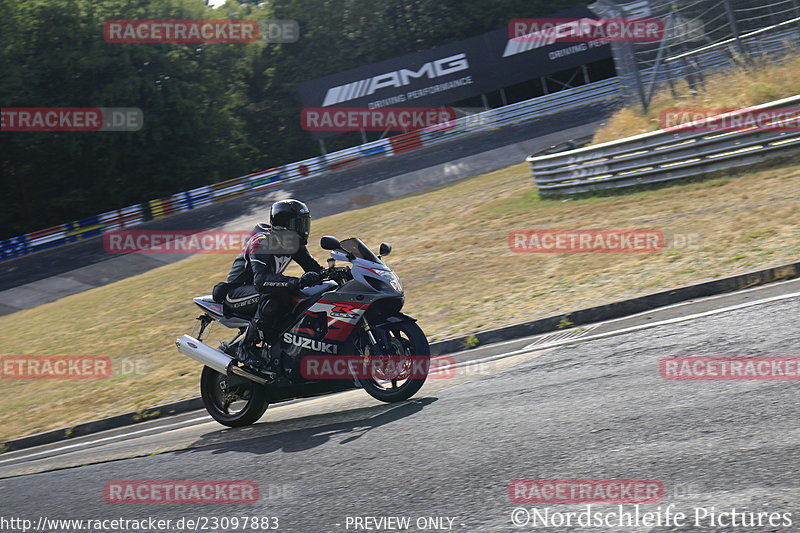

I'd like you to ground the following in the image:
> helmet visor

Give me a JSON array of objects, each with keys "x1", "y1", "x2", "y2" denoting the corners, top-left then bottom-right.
[{"x1": 286, "y1": 213, "x2": 310, "y2": 242}]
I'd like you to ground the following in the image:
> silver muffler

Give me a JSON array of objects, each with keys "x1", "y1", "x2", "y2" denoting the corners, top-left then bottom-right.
[{"x1": 175, "y1": 334, "x2": 270, "y2": 385}]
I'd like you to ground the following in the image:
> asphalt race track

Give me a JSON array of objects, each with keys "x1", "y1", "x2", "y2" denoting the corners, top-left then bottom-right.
[{"x1": 1, "y1": 278, "x2": 798, "y2": 532}]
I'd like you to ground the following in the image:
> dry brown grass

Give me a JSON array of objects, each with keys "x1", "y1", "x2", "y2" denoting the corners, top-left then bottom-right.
[
  {"x1": 592, "y1": 54, "x2": 800, "y2": 144},
  {"x1": 1, "y1": 159, "x2": 799, "y2": 442}
]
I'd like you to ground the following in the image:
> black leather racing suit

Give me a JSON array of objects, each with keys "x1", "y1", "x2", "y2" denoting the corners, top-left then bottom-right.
[{"x1": 213, "y1": 223, "x2": 322, "y2": 348}]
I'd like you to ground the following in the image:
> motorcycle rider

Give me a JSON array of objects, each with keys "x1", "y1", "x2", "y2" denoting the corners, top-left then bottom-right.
[{"x1": 212, "y1": 199, "x2": 323, "y2": 368}]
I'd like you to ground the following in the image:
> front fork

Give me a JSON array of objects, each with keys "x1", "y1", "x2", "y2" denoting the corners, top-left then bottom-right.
[{"x1": 362, "y1": 319, "x2": 391, "y2": 355}]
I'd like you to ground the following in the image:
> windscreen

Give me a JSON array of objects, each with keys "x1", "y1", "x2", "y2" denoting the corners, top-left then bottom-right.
[{"x1": 338, "y1": 238, "x2": 382, "y2": 264}]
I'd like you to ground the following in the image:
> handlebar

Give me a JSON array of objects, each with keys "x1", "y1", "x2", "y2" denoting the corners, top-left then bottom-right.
[{"x1": 320, "y1": 266, "x2": 352, "y2": 284}]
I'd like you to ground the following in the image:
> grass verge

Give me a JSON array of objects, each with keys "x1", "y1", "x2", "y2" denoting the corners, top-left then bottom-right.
[{"x1": 592, "y1": 54, "x2": 800, "y2": 144}]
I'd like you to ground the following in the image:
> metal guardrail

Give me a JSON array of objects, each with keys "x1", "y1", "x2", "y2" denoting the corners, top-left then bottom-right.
[
  {"x1": 527, "y1": 94, "x2": 800, "y2": 196},
  {"x1": 316, "y1": 77, "x2": 622, "y2": 170},
  {"x1": 530, "y1": 135, "x2": 595, "y2": 158},
  {"x1": 0, "y1": 78, "x2": 621, "y2": 263}
]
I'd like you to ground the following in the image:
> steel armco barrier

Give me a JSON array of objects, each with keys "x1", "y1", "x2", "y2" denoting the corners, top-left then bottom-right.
[{"x1": 527, "y1": 94, "x2": 800, "y2": 196}]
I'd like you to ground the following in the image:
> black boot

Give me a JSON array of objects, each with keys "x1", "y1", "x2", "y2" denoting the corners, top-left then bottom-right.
[{"x1": 236, "y1": 325, "x2": 269, "y2": 369}]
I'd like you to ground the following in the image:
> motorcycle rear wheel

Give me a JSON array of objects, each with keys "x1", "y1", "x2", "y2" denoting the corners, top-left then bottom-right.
[
  {"x1": 360, "y1": 320, "x2": 431, "y2": 403},
  {"x1": 200, "y1": 366, "x2": 269, "y2": 427}
]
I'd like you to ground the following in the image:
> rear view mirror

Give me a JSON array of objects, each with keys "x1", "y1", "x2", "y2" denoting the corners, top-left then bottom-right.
[
  {"x1": 379, "y1": 242, "x2": 392, "y2": 257},
  {"x1": 320, "y1": 236, "x2": 341, "y2": 250}
]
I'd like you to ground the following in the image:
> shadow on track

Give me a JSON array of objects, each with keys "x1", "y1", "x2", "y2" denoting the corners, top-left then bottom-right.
[{"x1": 177, "y1": 397, "x2": 438, "y2": 456}]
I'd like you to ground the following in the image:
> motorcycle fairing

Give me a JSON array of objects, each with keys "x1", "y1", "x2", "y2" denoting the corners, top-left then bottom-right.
[
  {"x1": 192, "y1": 296, "x2": 250, "y2": 329},
  {"x1": 307, "y1": 298, "x2": 370, "y2": 342},
  {"x1": 193, "y1": 296, "x2": 223, "y2": 316}
]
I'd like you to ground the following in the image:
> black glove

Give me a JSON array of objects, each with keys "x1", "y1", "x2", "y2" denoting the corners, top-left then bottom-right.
[
  {"x1": 211, "y1": 282, "x2": 234, "y2": 303},
  {"x1": 298, "y1": 271, "x2": 322, "y2": 288}
]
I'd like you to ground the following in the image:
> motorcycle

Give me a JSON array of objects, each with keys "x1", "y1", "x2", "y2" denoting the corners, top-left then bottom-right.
[{"x1": 175, "y1": 236, "x2": 430, "y2": 427}]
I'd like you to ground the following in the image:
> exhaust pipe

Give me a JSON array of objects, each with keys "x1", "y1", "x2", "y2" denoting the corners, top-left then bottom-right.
[{"x1": 175, "y1": 335, "x2": 270, "y2": 385}]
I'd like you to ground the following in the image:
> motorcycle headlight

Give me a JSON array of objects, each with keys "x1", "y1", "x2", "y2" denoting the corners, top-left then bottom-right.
[{"x1": 377, "y1": 270, "x2": 403, "y2": 293}]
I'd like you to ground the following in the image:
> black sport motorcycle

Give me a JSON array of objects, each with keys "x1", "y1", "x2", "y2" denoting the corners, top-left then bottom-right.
[{"x1": 176, "y1": 236, "x2": 430, "y2": 427}]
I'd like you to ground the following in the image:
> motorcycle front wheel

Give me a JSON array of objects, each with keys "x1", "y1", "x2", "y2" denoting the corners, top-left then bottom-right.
[
  {"x1": 200, "y1": 366, "x2": 269, "y2": 427},
  {"x1": 360, "y1": 320, "x2": 431, "y2": 403}
]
